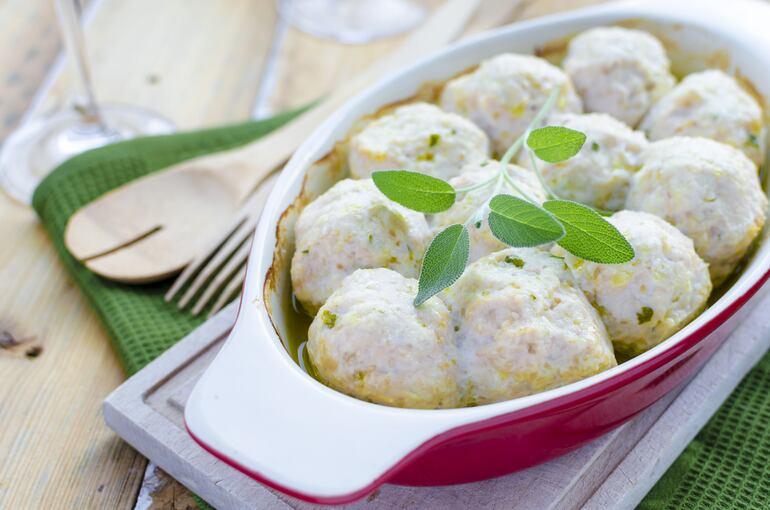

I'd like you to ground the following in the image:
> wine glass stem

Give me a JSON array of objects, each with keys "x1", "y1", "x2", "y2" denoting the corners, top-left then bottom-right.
[{"x1": 54, "y1": 0, "x2": 108, "y2": 131}]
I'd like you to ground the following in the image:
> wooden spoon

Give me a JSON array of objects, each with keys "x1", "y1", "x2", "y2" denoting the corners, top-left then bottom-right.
[{"x1": 64, "y1": 0, "x2": 486, "y2": 283}]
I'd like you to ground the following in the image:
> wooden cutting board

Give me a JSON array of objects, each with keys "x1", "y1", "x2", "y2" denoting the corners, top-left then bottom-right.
[{"x1": 103, "y1": 284, "x2": 770, "y2": 509}]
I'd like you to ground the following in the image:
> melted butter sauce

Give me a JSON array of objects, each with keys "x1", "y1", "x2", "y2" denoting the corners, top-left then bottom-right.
[{"x1": 282, "y1": 286, "x2": 313, "y2": 364}]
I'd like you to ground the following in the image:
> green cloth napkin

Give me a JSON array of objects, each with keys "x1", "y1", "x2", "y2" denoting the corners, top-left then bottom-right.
[
  {"x1": 31, "y1": 110, "x2": 770, "y2": 509},
  {"x1": 640, "y1": 352, "x2": 770, "y2": 509},
  {"x1": 32, "y1": 108, "x2": 306, "y2": 375}
]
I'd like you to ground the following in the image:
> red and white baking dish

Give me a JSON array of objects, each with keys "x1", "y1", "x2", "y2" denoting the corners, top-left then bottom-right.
[{"x1": 185, "y1": 0, "x2": 770, "y2": 504}]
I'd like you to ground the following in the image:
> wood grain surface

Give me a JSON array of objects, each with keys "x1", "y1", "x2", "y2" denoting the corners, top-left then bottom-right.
[
  {"x1": 268, "y1": 0, "x2": 606, "y2": 112},
  {"x1": 0, "y1": 0, "x2": 60, "y2": 140},
  {"x1": 0, "y1": 0, "x2": 605, "y2": 508},
  {"x1": 0, "y1": 1, "x2": 278, "y2": 508}
]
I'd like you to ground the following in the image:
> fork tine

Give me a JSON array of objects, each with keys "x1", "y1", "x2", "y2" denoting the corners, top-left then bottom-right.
[
  {"x1": 207, "y1": 265, "x2": 248, "y2": 318},
  {"x1": 164, "y1": 215, "x2": 246, "y2": 302},
  {"x1": 191, "y1": 239, "x2": 252, "y2": 316},
  {"x1": 176, "y1": 215, "x2": 255, "y2": 309},
  {"x1": 165, "y1": 171, "x2": 278, "y2": 304}
]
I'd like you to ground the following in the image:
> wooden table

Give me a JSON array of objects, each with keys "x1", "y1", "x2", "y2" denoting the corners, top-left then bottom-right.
[{"x1": 0, "y1": 0, "x2": 605, "y2": 507}]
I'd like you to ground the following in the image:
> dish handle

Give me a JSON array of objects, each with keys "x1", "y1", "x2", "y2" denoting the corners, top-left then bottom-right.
[{"x1": 184, "y1": 298, "x2": 464, "y2": 504}]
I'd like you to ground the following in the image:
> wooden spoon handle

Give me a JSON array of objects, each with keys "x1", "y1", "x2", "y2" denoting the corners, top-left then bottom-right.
[{"x1": 215, "y1": 0, "x2": 483, "y2": 199}]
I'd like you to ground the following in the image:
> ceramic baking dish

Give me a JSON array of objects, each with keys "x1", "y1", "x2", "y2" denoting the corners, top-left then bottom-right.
[{"x1": 185, "y1": 0, "x2": 770, "y2": 504}]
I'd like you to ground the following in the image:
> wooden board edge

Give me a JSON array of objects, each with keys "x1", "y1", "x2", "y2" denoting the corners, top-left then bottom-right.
[{"x1": 103, "y1": 302, "x2": 291, "y2": 509}]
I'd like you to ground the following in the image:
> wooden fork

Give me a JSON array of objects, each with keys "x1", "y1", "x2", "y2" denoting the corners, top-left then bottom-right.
[{"x1": 164, "y1": 173, "x2": 276, "y2": 316}]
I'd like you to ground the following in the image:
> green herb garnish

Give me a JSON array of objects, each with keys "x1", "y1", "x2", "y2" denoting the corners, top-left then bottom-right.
[
  {"x1": 637, "y1": 306, "x2": 654, "y2": 325},
  {"x1": 542, "y1": 200, "x2": 634, "y2": 264},
  {"x1": 371, "y1": 85, "x2": 634, "y2": 306},
  {"x1": 372, "y1": 170, "x2": 455, "y2": 213},
  {"x1": 488, "y1": 195, "x2": 564, "y2": 247},
  {"x1": 526, "y1": 126, "x2": 586, "y2": 163},
  {"x1": 321, "y1": 310, "x2": 337, "y2": 328},
  {"x1": 429, "y1": 133, "x2": 441, "y2": 147},
  {"x1": 505, "y1": 256, "x2": 525, "y2": 268},
  {"x1": 414, "y1": 224, "x2": 469, "y2": 306}
]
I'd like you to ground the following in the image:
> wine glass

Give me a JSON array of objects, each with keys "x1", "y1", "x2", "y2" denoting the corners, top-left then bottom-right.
[
  {"x1": 277, "y1": 0, "x2": 428, "y2": 44},
  {"x1": 0, "y1": 0, "x2": 175, "y2": 204}
]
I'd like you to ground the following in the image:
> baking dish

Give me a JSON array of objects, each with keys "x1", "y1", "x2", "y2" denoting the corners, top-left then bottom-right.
[{"x1": 185, "y1": 0, "x2": 770, "y2": 504}]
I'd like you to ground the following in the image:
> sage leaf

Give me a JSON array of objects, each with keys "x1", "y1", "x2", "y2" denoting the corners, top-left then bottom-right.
[
  {"x1": 372, "y1": 170, "x2": 456, "y2": 213},
  {"x1": 542, "y1": 200, "x2": 634, "y2": 263},
  {"x1": 527, "y1": 126, "x2": 586, "y2": 163},
  {"x1": 488, "y1": 194, "x2": 565, "y2": 247},
  {"x1": 414, "y1": 224, "x2": 469, "y2": 306},
  {"x1": 594, "y1": 207, "x2": 614, "y2": 217}
]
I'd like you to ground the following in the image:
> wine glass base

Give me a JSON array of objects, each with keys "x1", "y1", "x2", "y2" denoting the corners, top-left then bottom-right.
[
  {"x1": 0, "y1": 104, "x2": 174, "y2": 204},
  {"x1": 278, "y1": 0, "x2": 427, "y2": 44}
]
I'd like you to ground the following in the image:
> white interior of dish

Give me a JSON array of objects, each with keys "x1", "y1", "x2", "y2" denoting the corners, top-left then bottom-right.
[{"x1": 186, "y1": 0, "x2": 770, "y2": 500}]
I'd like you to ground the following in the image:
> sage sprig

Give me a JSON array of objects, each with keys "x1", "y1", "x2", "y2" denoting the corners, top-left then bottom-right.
[
  {"x1": 526, "y1": 126, "x2": 586, "y2": 163},
  {"x1": 372, "y1": 170, "x2": 456, "y2": 213},
  {"x1": 372, "y1": 86, "x2": 635, "y2": 306},
  {"x1": 542, "y1": 200, "x2": 634, "y2": 263},
  {"x1": 414, "y1": 224, "x2": 469, "y2": 306},
  {"x1": 487, "y1": 195, "x2": 564, "y2": 247}
]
